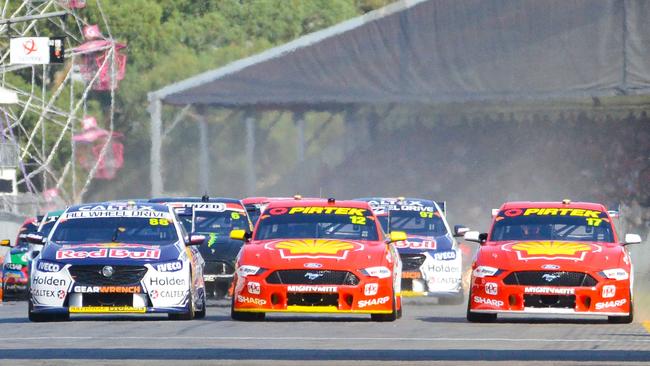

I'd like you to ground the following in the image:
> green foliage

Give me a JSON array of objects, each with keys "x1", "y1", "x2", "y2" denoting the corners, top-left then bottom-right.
[
  {"x1": 0, "y1": 0, "x2": 390, "y2": 199},
  {"x1": 81, "y1": 0, "x2": 391, "y2": 199}
]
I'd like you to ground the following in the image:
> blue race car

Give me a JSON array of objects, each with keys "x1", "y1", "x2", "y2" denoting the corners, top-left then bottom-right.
[
  {"x1": 27, "y1": 201, "x2": 206, "y2": 321},
  {"x1": 149, "y1": 197, "x2": 252, "y2": 299},
  {"x1": 357, "y1": 197, "x2": 469, "y2": 304}
]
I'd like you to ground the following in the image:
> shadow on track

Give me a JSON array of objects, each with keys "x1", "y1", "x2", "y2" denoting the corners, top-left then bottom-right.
[
  {"x1": 0, "y1": 317, "x2": 30, "y2": 324},
  {"x1": 65, "y1": 314, "x2": 231, "y2": 322},
  {"x1": 2, "y1": 348, "x2": 649, "y2": 362},
  {"x1": 417, "y1": 316, "x2": 467, "y2": 323},
  {"x1": 418, "y1": 316, "x2": 611, "y2": 325},
  {"x1": 205, "y1": 299, "x2": 231, "y2": 308},
  {"x1": 494, "y1": 317, "x2": 610, "y2": 324},
  {"x1": 262, "y1": 315, "x2": 371, "y2": 322}
]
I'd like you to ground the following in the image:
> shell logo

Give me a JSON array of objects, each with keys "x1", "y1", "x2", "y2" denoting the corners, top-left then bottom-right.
[
  {"x1": 266, "y1": 239, "x2": 363, "y2": 260},
  {"x1": 508, "y1": 241, "x2": 597, "y2": 261}
]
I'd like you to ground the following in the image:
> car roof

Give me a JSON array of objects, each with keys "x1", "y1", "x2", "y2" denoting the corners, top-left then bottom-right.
[
  {"x1": 266, "y1": 199, "x2": 370, "y2": 209},
  {"x1": 500, "y1": 201, "x2": 607, "y2": 211},
  {"x1": 149, "y1": 197, "x2": 242, "y2": 204},
  {"x1": 66, "y1": 202, "x2": 171, "y2": 213},
  {"x1": 44, "y1": 209, "x2": 65, "y2": 217},
  {"x1": 242, "y1": 196, "x2": 318, "y2": 205},
  {"x1": 356, "y1": 197, "x2": 437, "y2": 205}
]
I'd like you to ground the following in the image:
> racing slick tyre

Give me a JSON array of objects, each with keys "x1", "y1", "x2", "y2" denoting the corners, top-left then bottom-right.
[
  {"x1": 371, "y1": 289, "x2": 398, "y2": 322},
  {"x1": 28, "y1": 299, "x2": 68, "y2": 322},
  {"x1": 169, "y1": 291, "x2": 196, "y2": 320},
  {"x1": 194, "y1": 294, "x2": 207, "y2": 319},
  {"x1": 466, "y1": 289, "x2": 496, "y2": 323},
  {"x1": 396, "y1": 299, "x2": 403, "y2": 319},
  {"x1": 608, "y1": 293, "x2": 633, "y2": 324},
  {"x1": 230, "y1": 296, "x2": 265, "y2": 321}
]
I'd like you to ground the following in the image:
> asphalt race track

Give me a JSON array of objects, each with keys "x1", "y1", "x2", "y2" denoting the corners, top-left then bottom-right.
[{"x1": 0, "y1": 298, "x2": 649, "y2": 366}]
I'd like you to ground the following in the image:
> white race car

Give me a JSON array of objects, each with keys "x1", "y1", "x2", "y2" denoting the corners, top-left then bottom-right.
[{"x1": 27, "y1": 201, "x2": 206, "y2": 321}]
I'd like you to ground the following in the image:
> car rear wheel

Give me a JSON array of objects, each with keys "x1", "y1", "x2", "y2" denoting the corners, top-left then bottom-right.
[
  {"x1": 608, "y1": 292, "x2": 633, "y2": 324},
  {"x1": 194, "y1": 292, "x2": 207, "y2": 319},
  {"x1": 466, "y1": 289, "x2": 497, "y2": 323},
  {"x1": 396, "y1": 295, "x2": 403, "y2": 319}
]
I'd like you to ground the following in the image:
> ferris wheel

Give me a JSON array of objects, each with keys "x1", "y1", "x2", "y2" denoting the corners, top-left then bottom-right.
[{"x1": 0, "y1": 0, "x2": 126, "y2": 216}]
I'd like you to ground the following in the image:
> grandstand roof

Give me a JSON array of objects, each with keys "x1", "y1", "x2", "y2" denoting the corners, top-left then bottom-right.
[{"x1": 150, "y1": 0, "x2": 650, "y2": 108}]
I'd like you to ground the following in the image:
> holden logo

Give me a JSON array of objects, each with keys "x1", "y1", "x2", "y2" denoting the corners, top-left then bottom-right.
[
  {"x1": 304, "y1": 272, "x2": 323, "y2": 281},
  {"x1": 542, "y1": 273, "x2": 561, "y2": 282},
  {"x1": 541, "y1": 264, "x2": 560, "y2": 270},
  {"x1": 304, "y1": 263, "x2": 323, "y2": 269},
  {"x1": 101, "y1": 265, "x2": 115, "y2": 278}
]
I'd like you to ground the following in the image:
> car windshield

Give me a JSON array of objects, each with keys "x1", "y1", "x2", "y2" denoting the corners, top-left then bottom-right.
[
  {"x1": 246, "y1": 205, "x2": 261, "y2": 225},
  {"x1": 177, "y1": 214, "x2": 192, "y2": 232},
  {"x1": 491, "y1": 208, "x2": 614, "y2": 242},
  {"x1": 255, "y1": 206, "x2": 379, "y2": 240},
  {"x1": 389, "y1": 210, "x2": 447, "y2": 237},
  {"x1": 50, "y1": 217, "x2": 178, "y2": 245},
  {"x1": 376, "y1": 215, "x2": 388, "y2": 233},
  {"x1": 40, "y1": 217, "x2": 60, "y2": 236},
  {"x1": 194, "y1": 210, "x2": 249, "y2": 235}
]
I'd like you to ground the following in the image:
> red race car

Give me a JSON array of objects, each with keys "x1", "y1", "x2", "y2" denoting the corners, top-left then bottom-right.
[
  {"x1": 464, "y1": 200, "x2": 642, "y2": 323},
  {"x1": 242, "y1": 196, "x2": 317, "y2": 225},
  {"x1": 230, "y1": 198, "x2": 405, "y2": 321}
]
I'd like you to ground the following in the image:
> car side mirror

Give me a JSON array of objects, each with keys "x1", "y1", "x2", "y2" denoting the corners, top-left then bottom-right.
[
  {"x1": 623, "y1": 233, "x2": 642, "y2": 245},
  {"x1": 387, "y1": 231, "x2": 407, "y2": 243},
  {"x1": 26, "y1": 233, "x2": 45, "y2": 245},
  {"x1": 464, "y1": 231, "x2": 488, "y2": 244},
  {"x1": 0, "y1": 239, "x2": 10, "y2": 246},
  {"x1": 187, "y1": 234, "x2": 206, "y2": 246},
  {"x1": 230, "y1": 229, "x2": 250, "y2": 241},
  {"x1": 453, "y1": 225, "x2": 469, "y2": 237}
]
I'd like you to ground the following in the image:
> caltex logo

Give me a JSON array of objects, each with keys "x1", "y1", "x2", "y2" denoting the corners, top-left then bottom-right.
[{"x1": 22, "y1": 39, "x2": 37, "y2": 55}]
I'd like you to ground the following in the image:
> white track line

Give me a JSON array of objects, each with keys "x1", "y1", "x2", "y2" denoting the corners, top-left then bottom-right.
[{"x1": 0, "y1": 336, "x2": 649, "y2": 343}]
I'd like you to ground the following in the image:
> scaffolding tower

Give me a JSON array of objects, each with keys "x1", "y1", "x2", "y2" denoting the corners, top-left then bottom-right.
[{"x1": 0, "y1": 0, "x2": 122, "y2": 217}]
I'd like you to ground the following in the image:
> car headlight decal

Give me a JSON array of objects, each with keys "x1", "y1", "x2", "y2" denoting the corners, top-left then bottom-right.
[
  {"x1": 237, "y1": 265, "x2": 266, "y2": 277},
  {"x1": 360, "y1": 266, "x2": 392, "y2": 279},
  {"x1": 599, "y1": 268, "x2": 629, "y2": 281},
  {"x1": 472, "y1": 266, "x2": 502, "y2": 278}
]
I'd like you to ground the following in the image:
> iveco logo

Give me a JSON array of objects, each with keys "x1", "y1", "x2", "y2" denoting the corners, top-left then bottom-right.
[
  {"x1": 542, "y1": 273, "x2": 561, "y2": 282},
  {"x1": 304, "y1": 272, "x2": 323, "y2": 281},
  {"x1": 102, "y1": 266, "x2": 115, "y2": 278}
]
